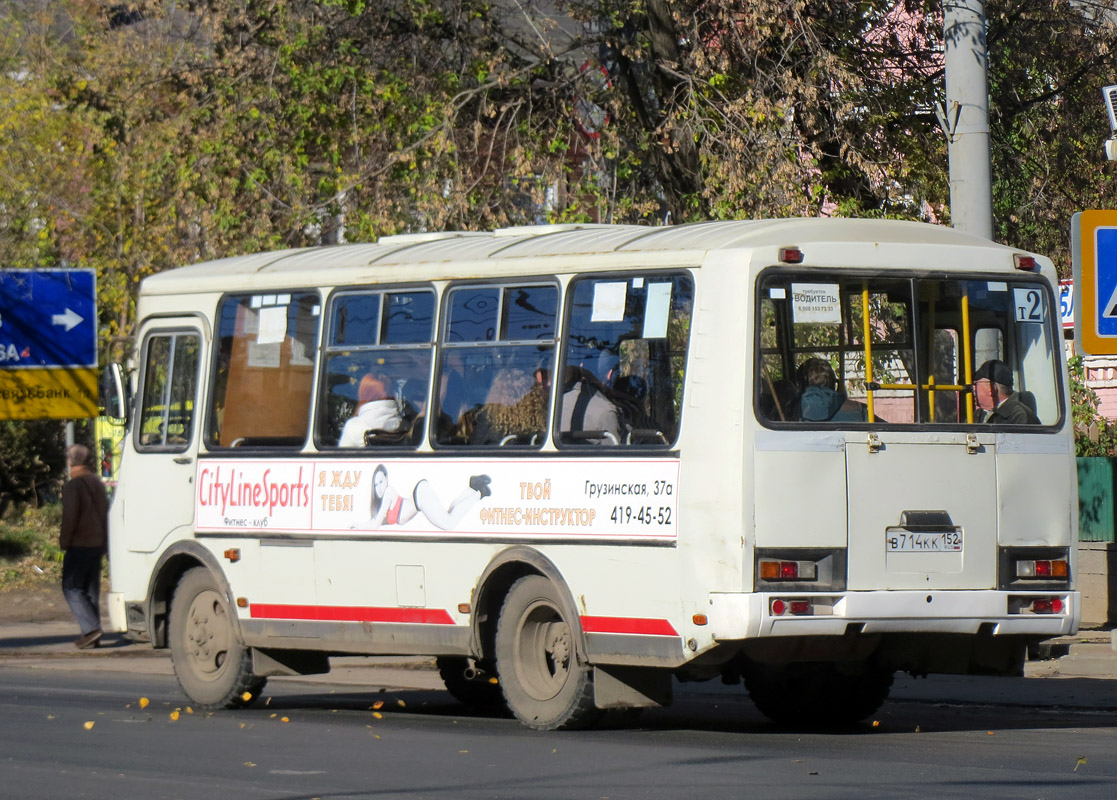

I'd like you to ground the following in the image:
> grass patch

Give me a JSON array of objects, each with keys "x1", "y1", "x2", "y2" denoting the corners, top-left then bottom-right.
[{"x1": 0, "y1": 505, "x2": 65, "y2": 591}]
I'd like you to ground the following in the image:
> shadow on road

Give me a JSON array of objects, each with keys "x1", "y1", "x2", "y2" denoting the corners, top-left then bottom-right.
[{"x1": 233, "y1": 676, "x2": 1117, "y2": 738}]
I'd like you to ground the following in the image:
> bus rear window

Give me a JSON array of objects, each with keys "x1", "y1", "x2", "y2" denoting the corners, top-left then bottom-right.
[{"x1": 757, "y1": 272, "x2": 1061, "y2": 428}]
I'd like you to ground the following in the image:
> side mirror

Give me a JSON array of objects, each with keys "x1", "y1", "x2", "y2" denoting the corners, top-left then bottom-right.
[{"x1": 99, "y1": 362, "x2": 131, "y2": 424}]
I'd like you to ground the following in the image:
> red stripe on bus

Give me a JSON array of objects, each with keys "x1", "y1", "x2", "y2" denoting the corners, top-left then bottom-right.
[
  {"x1": 249, "y1": 603, "x2": 455, "y2": 625},
  {"x1": 579, "y1": 615, "x2": 679, "y2": 636}
]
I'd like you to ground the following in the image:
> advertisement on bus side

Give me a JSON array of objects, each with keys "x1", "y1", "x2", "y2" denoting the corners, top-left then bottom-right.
[{"x1": 194, "y1": 458, "x2": 680, "y2": 541}]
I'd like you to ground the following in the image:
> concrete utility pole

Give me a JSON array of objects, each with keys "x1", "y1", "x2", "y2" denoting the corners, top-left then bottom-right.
[{"x1": 942, "y1": 0, "x2": 994, "y2": 241}]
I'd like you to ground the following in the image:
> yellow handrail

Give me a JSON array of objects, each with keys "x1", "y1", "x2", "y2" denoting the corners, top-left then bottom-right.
[{"x1": 961, "y1": 289, "x2": 973, "y2": 423}]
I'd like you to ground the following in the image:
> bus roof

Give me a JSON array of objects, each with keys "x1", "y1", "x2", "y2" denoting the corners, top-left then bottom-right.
[{"x1": 140, "y1": 218, "x2": 1023, "y2": 295}]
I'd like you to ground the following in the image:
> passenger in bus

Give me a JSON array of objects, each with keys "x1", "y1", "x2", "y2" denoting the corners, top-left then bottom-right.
[
  {"x1": 973, "y1": 359, "x2": 1040, "y2": 425},
  {"x1": 338, "y1": 373, "x2": 403, "y2": 447},
  {"x1": 796, "y1": 358, "x2": 867, "y2": 423},
  {"x1": 354, "y1": 464, "x2": 491, "y2": 531},
  {"x1": 465, "y1": 367, "x2": 547, "y2": 445},
  {"x1": 560, "y1": 366, "x2": 623, "y2": 444}
]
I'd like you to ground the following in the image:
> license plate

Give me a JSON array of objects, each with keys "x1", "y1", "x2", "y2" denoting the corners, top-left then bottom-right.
[{"x1": 886, "y1": 530, "x2": 963, "y2": 552}]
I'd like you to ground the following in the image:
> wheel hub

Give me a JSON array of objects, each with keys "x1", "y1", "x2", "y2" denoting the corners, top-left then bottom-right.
[{"x1": 185, "y1": 590, "x2": 230, "y2": 677}]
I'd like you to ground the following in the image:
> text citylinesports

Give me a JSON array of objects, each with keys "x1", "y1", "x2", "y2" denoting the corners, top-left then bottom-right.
[{"x1": 198, "y1": 466, "x2": 311, "y2": 515}]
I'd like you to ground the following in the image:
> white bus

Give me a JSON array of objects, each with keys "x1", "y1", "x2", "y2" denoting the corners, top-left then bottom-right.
[{"x1": 104, "y1": 218, "x2": 1078, "y2": 729}]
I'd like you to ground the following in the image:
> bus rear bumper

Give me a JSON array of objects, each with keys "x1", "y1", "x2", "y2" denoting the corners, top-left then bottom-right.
[{"x1": 708, "y1": 590, "x2": 1080, "y2": 641}]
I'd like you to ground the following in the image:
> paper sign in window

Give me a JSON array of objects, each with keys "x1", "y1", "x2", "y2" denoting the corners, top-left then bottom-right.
[
  {"x1": 591, "y1": 282, "x2": 627, "y2": 322},
  {"x1": 1013, "y1": 287, "x2": 1045, "y2": 323},
  {"x1": 257, "y1": 306, "x2": 288, "y2": 344},
  {"x1": 791, "y1": 283, "x2": 841, "y2": 324},
  {"x1": 247, "y1": 341, "x2": 281, "y2": 368},
  {"x1": 642, "y1": 282, "x2": 672, "y2": 338}
]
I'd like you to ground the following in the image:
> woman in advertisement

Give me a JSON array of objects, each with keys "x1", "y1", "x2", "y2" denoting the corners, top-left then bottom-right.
[{"x1": 356, "y1": 464, "x2": 491, "y2": 531}]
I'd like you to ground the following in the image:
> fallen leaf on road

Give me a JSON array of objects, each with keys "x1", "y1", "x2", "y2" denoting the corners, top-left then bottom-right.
[
  {"x1": 1075, "y1": 756, "x2": 1087, "y2": 772},
  {"x1": 83, "y1": 721, "x2": 95, "y2": 730},
  {"x1": 372, "y1": 712, "x2": 383, "y2": 719},
  {"x1": 372, "y1": 701, "x2": 384, "y2": 710},
  {"x1": 169, "y1": 711, "x2": 180, "y2": 721},
  {"x1": 244, "y1": 762, "x2": 256, "y2": 768},
  {"x1": 139, "y1": 698, "x2": 149, "y2": 709},
  {"x1": 241, "y1": 692, "x2": 253, "y2": 702},
  {"x1": 281, "y1": 716, "x2": 290, "y2": 723}
]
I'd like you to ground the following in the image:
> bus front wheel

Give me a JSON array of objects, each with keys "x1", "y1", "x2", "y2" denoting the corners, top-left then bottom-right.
[
  {"x1": 495, "y1": 575, "x2": 602, "y2": 730},
  {"x1": 169, "y1": 567, "x2": 265, "y2": 710},
  {"x1": 743, "y1": 661, "x2": 893, "y2": 726}
]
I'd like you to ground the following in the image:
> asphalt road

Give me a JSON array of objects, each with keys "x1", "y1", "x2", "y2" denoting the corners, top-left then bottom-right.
[{"x1": 3, "y1": 661, "x2": 1117, "y2": 800}]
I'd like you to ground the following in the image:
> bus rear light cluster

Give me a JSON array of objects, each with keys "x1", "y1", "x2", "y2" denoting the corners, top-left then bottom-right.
[
  {"x1": 1013, "y1": 254, "x2": 1038, "y2": 271},
  {"x1": 1008, "y1": 595, "x2": 1067, "y2": 615},
  {"x1": 759, "y1": 560, "x2": 818, "y2": 581},
  {"x1": 770, "y1": 598, "x2": 812, "y2": 616},
  {"x1": 1016, "y1": 559, "x2": 1068, "y2": 579},
  {"x1": 1030, "y1": 597, "x2": 1064, "y2": 614}
]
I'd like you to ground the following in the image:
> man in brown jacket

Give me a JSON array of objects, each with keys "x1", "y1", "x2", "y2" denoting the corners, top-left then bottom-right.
[{"x1": 60, "y1": 444, "x2": 109, "y2": 648}]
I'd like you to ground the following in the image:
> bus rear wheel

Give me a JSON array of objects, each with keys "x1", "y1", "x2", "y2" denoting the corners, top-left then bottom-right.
[
  {"x1": 495, "y1": 575, "x2": 602, "y2": 730},
  {"x1": 743, "y1": 661, "x2": 893, "y2": 727},
  {"x1": 169, "y1": 567, "x2": 265, "y2": 710}
]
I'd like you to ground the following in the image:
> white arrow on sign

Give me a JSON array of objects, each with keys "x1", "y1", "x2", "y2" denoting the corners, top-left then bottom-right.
[{"x1": 51, "y1": 308, "x2": 83, "y2": 332}]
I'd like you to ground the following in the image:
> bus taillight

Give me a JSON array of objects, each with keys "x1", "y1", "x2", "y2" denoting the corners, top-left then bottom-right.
[
  {"x1": 770, "y1": 598, "x2": 812, "y2": 616},
  {"x1": 1008, "y1": 595, "x2": 1067, "y2": 615},
  {"x1": 759, "y1": 560, "x2": 818, "y2": 581},
  {"x1": 1015, "y1": 559, "x2": 1069, "y2": 579},
  {"x1": 1030, "y1": 597, "x2": 1064, "y2": 614}
]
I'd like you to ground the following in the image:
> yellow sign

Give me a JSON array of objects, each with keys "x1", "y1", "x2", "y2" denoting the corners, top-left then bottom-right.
[
  {"x1": 0, "y1": 368, "x2": 98, "y2": 419},
  {"x1": 1072, "y1": 210, "x2": 1117, "y2": 355}
]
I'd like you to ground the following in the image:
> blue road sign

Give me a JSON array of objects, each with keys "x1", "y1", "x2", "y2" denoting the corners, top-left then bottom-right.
[
  {"x1": 1096, "y1": 227, "x2": 1117, "y2": 338},
  {"x1": 0, "y1": 270, "x2": 97, "y2": 368}
]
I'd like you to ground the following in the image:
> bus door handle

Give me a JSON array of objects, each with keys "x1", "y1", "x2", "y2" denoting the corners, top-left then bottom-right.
[
  {"x1": 173, "y1": 456, "x2": 193, "y2": 465},
  {"x1": 867, "y1": 433, "x2": 882, "y2": 453},
  {"x1": 965, "y1": 433, "x2": 981, "y2": 454}
]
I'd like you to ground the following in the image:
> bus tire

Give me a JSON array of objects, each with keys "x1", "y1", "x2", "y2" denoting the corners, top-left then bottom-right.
[
  {"x1": 169, "y1": 567, "x2": 265, "y2": 710},
  {"x1": 744, "y1": 661, "x2": 893, "y2": 726},
  {"x1": 436, "y1": 656, "x2": 506, "y2": 710},
  {"x1": 495, "y1": 575, "x2": 602, "y2": 730}
]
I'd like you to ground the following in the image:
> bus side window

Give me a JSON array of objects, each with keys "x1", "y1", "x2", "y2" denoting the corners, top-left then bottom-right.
[
  {"x1": 436, "y1": 283, "x2": 557, "y2": 447},
  {"x1": 208, "y1": 292, "x2": 321, "y2": 448},
  {"x1": 560, "y1": 274, "x2": 694, "y2": 447},
  {"x1": 136, "y1": 332, "x2": 200, "y2": 451},
  {"x1": 321, "y1": 289, "x2": 434, "y2": 449}
]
